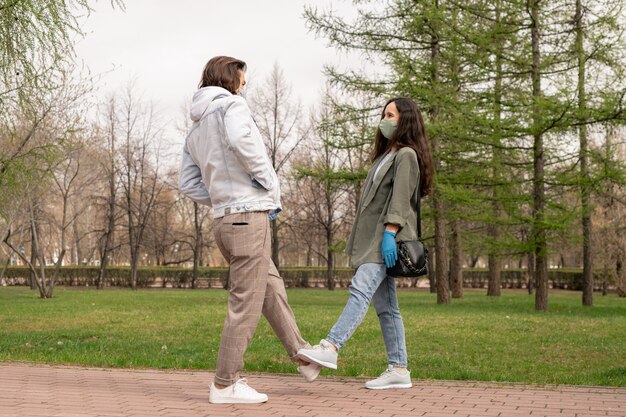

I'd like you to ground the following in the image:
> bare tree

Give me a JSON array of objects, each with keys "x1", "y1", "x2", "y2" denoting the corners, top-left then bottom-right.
[
  {"x1": 292, "y1": 92, "x2": 357, "y2": 288},
  {"x1": 1, "y1": 70, "x2": 93, "y2": 297},
  {"x1": 117, "y1": 85, "x2": 165, "y2": 289},
  {"x1": 93, "y1": 97, "x2": 121, "y2": 287},
  {"x1": 3, "y1": 187, "x2": 66, "y2": 298},
  {"x1": 50, "y1": 139, "x2": 89, "y2": 267},
  {"x1": 593, "y1": 126, "x2": 626, "y2": 296},
  {"x1": 449, "y1": 219, "x2": 464, "y2": 298},
  {"x1": 249, "y1": 63, "x2": 307, "y2": 267},
  {"x1": 172, "y1": 101, "x2": 213, "y2": 284}
]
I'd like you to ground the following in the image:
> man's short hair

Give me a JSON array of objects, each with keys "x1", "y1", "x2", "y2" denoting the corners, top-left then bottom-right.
[{"x1": 198, "y1": 56, "x2": 247, "y2": 94}]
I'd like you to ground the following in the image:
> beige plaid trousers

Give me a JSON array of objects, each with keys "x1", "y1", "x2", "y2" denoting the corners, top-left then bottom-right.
[{"x1": 212, "y1": 211, "x2": 310, "y2": 386}]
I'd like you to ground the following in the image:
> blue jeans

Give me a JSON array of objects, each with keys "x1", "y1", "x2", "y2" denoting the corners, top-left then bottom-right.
[{"x1": 326, "y1": 263, "x2": 408, "y2": 367}]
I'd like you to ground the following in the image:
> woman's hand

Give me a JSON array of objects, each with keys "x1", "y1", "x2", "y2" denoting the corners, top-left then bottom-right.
[{"x1": 381, "y1": 230, "x2": 398, "y2": 268}]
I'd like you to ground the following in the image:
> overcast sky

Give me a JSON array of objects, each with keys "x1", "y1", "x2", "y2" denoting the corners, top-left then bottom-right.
[{"x1": 75, "y1": 0, "x2": 363, "y2": 138}]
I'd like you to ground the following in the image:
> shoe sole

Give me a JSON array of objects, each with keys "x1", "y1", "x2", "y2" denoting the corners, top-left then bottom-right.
[
  {"x1": 297, "y1": 367, "x2": 321, "y2": 382},
  {"x1": 365, "y1": 383, "x2": 413, "y2": 390},
  {"x1": 209, "y1": 396, "x2": 268, "y2": 404},
  {"x1": 297, "y1": 352, "x2": 337, "y2": 370}
]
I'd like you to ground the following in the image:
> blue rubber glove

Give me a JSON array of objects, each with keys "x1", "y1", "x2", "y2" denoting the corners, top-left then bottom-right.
[{"x1": 381, "y1": 230, "x2": 398, "y2": 268}]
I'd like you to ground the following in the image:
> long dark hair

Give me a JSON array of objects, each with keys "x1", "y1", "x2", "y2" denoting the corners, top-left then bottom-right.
[{"x1": 371, "y1": 97, "x2": 433, "y2": 197}]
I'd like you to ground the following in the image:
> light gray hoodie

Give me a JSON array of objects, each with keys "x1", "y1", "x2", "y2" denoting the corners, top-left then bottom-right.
[{"x1": 179, "y1": 86, "x2": 281, "y2": 218}]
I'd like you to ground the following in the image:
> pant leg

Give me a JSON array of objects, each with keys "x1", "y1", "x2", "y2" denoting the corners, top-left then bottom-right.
[
  {"x1": 372, "y1": 275, "x2": 408, "y2": 367},
  {"x1": 262, "y1": 260, "x2": 310, "y2": 361},
  {"x1": 326, "y1": 263, "x2": 387, "y2": 349},
  {"x1": 213, "y1": 211, "x2": 270, "y2": 386}
]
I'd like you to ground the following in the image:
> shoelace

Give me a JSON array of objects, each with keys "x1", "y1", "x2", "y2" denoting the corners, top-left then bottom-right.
[{"x1": 234, "y1": 378, "x2": 253, "y2": 393}]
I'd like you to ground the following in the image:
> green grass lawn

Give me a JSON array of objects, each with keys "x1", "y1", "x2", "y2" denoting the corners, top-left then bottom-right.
[{"x1": 0, "y1": 286, "x2": 624, "y2": 386}]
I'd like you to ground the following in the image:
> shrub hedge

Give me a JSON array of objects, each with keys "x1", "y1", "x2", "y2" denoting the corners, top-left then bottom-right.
[{"x1": 0, "y1": 266, "x2": 616, "y2": 291}]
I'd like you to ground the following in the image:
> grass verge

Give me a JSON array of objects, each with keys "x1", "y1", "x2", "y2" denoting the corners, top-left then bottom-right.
[{"x1": 0, "y1": 287, "x2": 624, "y2": 386}]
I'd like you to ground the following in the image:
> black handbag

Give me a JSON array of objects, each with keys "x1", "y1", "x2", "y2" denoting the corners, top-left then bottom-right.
[{"x1": 386, "y1": 175, "x2": 429, "y2": 278}]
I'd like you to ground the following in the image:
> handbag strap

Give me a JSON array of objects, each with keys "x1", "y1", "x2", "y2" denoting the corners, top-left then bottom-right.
[{"x1": 415, "y1": 187, "x2": 422, "y2": 239}]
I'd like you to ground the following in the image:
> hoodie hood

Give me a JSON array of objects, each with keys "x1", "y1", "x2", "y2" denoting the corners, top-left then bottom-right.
[{"x1": 190, "y1": 86, "x2": 231, "y2": 122}]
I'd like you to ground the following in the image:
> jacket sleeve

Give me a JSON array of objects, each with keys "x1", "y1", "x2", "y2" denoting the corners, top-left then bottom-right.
[
  {"x1": 383, "y1": 149, "x2": 419, "y2": 230},
  {"x1": 223, "y1": 96, "x2": 275, "y2": 190},
  {"x1": 179, "y1": 142, "x2": 212, "y2": 206}
]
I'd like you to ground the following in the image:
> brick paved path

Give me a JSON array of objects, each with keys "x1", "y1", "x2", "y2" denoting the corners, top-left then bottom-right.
[{"x1": 0, "y1": 363, "x2": 624, "y2": 417}]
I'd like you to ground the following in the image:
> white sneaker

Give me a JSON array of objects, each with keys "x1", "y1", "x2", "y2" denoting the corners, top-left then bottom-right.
[
  {"x1": 297, "y1": 361, "x2": 321, "y2": 382},
  {"x1": 297, "y1": 339, "x2": 338, "y2": 370},
  {"x1": 365, "y1": 366, "x2": 412, "y2": 390},
  {"x1": 209, "y1": 378, "x2": 268, "y2": 404}
]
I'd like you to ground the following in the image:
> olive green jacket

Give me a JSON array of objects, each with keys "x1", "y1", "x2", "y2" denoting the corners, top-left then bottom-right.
[{"x1": 345, "y1": 147, "x2": 420, "y2": 269}]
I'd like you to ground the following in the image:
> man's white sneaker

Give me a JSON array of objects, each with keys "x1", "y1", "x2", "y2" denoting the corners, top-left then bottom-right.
[
  {"x1": 297, "y1": 339, "x2": 338, "y2": 370},
  {"x1": 209, "y1": 378, "x2": 268, "y2": 404},
  {"x1": 364, "y1": 366, "x2": 412, "y2": 390},
  {"x1": 297, "y1": 361, "x2": 321, "y2": 382}
]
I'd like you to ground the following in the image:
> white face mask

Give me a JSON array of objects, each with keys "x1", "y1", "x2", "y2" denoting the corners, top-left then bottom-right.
[{"x1": 237, "y1": 87, "x2": 247, "y2": 98}]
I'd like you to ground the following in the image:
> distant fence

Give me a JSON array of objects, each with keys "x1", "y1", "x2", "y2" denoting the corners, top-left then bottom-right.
[{"x1": 0, "y1": 266, "x2": 616, "y2": 291}]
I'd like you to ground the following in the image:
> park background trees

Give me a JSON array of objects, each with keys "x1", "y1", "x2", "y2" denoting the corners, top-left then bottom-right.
[
  {"x1": 1, "y1": 0, "x2": 625, "y2": 303},
  {"x1": 303, "y1": 0, "x2": 626, "y2": 307}
]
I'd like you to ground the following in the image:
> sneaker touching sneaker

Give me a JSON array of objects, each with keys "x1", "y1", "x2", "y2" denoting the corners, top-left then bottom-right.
[
  {"x1": 209, "y1": 378, "x2": 268, "y2": 404},
  {"x1": 297, "y1": 361, "x2": 321, "y2": 382},
  {"x1": 364, "y1": 365, "x2": 412, "y2": 390},
  {"x1": 297, "y1": 339, "x2": 338, "y2": 370}
]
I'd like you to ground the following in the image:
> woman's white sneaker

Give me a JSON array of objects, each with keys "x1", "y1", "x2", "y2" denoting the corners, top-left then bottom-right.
[
  {"x1": 296, "y1": 339, "x2": 338, "y2": 369},
  {"x1": 365, "y1": 366, "x2": 412, "y2": 390},
  {"x1": 209, "y1": 378, "x2": 268, "y2": 404}
]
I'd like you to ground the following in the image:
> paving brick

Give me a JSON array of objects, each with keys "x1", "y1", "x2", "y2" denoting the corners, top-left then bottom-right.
[
  {"x1": 575, "y1": 414, "x2": 608, "y2": 417},
  {"x1": 1, "y1": 363, "x2": 624, "y2": 417}
]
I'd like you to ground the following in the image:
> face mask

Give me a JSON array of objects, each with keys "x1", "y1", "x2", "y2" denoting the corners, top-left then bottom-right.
[{"x1": 379, "y1": 119, "x2": 397, "y2": 139}]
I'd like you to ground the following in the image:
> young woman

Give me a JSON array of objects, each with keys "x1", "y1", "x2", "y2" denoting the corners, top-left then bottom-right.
[{"x1": 297, "y1": 97, "x2": 433, "y2": 389}]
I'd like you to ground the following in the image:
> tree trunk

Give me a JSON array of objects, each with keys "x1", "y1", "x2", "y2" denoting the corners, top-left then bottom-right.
[
  {"x1": 430, "y1": 0, "x2": 450, "y2": 304},
  {"x1": 72, "y1": 206, "x2": 82, "y2": 265},
  {"x1": 3, "y1": 223, "x2": 47, "y2": 298},
  {"x1": 488, "y1": 0, "x2": 503, "y2": 297},
  {"x1": 428, "y1": 250, "x2": 436, "y2": 293},
  {"x1": 450, "y1": 219, "x2": 463, "y2": 298},
  {"x1": 126, "y1": 190, "x2": 137, "y2": 290},
  {"x1": 192, "y1": 202, "x2": 201, "y2": 289},
  {"x1": 0, "y1": 256, "x2": 10, "y2": 282},
  {"x1": 616, "y1": 258, "x2": 624, "y2": 297},
  {"x1": 59, "y1": 193, "x2": 69, "y2": 267},
  {"x1": 306, "y1": 245, "x2": 312, "y2": 267},
  {"x1": 98, "y1": 111, "x2": 117, "y2": 289},
  {"x1": 575, "y1": 0, "x2": 593, "y2": 307},
  {"x1": 488, "y1": 253, "x2": 502, "y2": 296},
  {"x1": 434, "y1": 195, "x2": 449, "y2": 304},
  {"x1": 530, "y1": 0, "x2": 548, "y2": 311},
  {"x1": 130, "y1": 253, "x2": 138, "y2": 290},
  {"x1": 29, "y1": 223, "x2": 37, "y2": 290},
  {"x1": 326, "y1": 246, "x2": 334, "y2": 290},
  {"x1": 326, "y1": 216, "x2": 335, "y2": 291},
  {"x1": 97, "y1": 212, "x2": 114, "y2": 289},
  {"x1": 30, "y1": 205, "x2": 49, "y2": 298},
  {"x1": 527, "y1": 250, "x2": 535, "y2": 295}
]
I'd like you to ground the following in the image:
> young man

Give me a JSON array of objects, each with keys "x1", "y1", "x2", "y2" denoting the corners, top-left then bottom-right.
[{"x1": 179, "y1": 56, "x2": 319, "y2": 404}]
